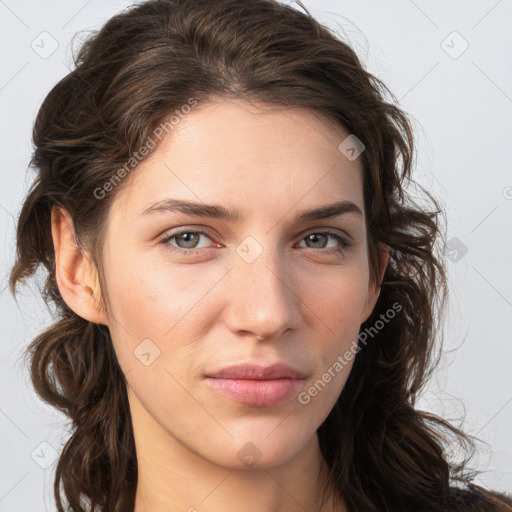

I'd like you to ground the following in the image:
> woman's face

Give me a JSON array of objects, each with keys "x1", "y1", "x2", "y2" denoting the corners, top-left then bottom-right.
[{"x1": 97, "y1": 98, "x2": 386, "y2": 469}]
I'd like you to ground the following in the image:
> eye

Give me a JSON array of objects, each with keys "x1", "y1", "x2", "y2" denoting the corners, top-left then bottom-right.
[
  {"x1": 158, "y1": 228, "x2": 352, "y2": 256},
  {"x1": 296, "y1": 231, "x2": 351, "y2": 256},
  {"x1": 158, "y1": 229, "x2": 217, "y2": 254}
]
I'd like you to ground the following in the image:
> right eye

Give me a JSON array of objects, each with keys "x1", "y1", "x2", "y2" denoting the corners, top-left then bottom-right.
[{"x1": 158, "y1": 228, "x2": 220, "y2": 254}]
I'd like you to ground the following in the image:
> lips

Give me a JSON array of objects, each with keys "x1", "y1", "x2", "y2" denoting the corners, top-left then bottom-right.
[
  {"x1": 205, "y1": 362, "x2": 306, "y2": 380},
  {"x1": 204, "y1": 362, "x2": 307, "y2": 407}
]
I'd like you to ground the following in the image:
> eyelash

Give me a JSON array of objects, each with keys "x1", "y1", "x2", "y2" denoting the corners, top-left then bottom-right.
[{"x1": 157, "y1": 228, "x2": 352, "y2": 256}]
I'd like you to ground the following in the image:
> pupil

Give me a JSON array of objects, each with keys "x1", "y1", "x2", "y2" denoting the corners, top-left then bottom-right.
[
  {"x1": 180, "y1": 233, "x2": 198, "y2": 248},
  {"x1": 309, "y1": 234, "x2": 326, "y2": 248}
]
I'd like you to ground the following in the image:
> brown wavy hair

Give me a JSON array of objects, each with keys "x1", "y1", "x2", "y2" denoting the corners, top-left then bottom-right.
[{"x1": 8, "y1": 0, "x2": 512, "y2": 511}]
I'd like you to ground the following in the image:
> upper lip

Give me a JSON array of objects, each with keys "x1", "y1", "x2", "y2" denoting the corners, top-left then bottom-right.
[{"x1": 205, "y1": 362, "x2": 306, "y2": 380}]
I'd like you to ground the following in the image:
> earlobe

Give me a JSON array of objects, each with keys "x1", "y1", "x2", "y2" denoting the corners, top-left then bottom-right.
[{"x1": 51, "y1": 206, "x2": 108, "y2": 325}]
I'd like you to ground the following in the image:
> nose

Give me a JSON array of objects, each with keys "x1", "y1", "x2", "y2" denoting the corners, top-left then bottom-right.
[{"x1": 224, "y1": 240, "x2": 302, "y2": 341}]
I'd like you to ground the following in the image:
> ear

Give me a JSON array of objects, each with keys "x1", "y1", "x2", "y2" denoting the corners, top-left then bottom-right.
[
  {"x1": 51, "y1": 206, "x2": 108, "y2": 325},
  {"x1": 361, "y1": 242, "x2": 390, "y2": 323}
]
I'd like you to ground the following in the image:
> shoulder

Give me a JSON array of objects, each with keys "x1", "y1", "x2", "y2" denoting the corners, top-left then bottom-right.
[{"x1": 443, "y1": 484, "x2": 512, "y2": 511}]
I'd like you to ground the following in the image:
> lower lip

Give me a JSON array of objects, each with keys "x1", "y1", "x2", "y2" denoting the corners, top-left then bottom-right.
[{"x1": 204, "y1": 377, "x2": 305, "y2": 407}]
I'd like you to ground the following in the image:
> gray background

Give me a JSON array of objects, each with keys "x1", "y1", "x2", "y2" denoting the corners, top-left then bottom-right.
[{"x1": 1, "y1": 0, "x2": 511, "y2": 510}]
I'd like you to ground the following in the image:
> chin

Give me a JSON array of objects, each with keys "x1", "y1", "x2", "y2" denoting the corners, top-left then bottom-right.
[{"x1": 203, "y1": 428, "x2": 311, "y2": 470}]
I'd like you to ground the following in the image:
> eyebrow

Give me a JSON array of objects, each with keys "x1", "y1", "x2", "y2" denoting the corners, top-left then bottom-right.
[{"x1": 141, "y1": 198, "x2": 363, "y2": 223}]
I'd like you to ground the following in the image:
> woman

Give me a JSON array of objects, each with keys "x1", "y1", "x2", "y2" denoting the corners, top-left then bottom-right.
[{"x1": 8, "y1": 0, "x2": 512, "y2": 511}]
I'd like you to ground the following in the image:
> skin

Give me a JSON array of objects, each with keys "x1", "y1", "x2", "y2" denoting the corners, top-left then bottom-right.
[{"x1": 51, "y1": 98, "x2": 389, "y2": 512}]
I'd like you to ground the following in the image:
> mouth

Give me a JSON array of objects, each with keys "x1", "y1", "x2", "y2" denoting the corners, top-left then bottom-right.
[{"x1": 204, "y1": 362, "x2": 307, "y2": 407}]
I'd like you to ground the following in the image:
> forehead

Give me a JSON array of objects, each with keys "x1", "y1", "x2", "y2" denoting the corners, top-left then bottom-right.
[{"x1": 112, "y1": 98, "x2": 364, "y2": 222}]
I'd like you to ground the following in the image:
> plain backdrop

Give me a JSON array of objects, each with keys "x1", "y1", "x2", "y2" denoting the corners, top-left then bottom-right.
[{"x1": 0, "y1": 0, "x2": 511, "y2": 510}]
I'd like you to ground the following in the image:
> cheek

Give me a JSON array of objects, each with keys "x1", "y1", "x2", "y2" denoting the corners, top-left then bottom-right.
[
  {"x1": 100, "y1": 250, "x2": 174, "y2": 369},
  {"x1": 103, "y1": 251, "x2": 218, "y2": 378},
  {"x1": 106, "y1": 250, "x2": 192, "y2": 331},
  {"x1": 306, "y1": 266, "x2": 370, "y2": 390},
  {"x1": 311, "y1": 264, "x2": 370, "y2": 331}
]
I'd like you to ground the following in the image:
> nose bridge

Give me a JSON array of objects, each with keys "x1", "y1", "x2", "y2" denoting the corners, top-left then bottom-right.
[{"x1": 226, "y1": 233, "x2": 300, "y2": 339}]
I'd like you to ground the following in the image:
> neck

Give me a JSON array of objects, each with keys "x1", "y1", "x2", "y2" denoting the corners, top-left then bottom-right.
[{"x1": 129, "y1": 388, "x2": 345, "y2": 512}]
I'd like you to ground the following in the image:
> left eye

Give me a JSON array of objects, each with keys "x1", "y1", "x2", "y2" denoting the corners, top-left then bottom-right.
[
  {"x1": 158, "y1": 229, "x2": 350, "y2": 255},
  {"x1": 160, "y1": 230, "x2": 214, "y2": 251},
  {"x1": 297, "y1": 232, "x2": 349, "y2": 251}
]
